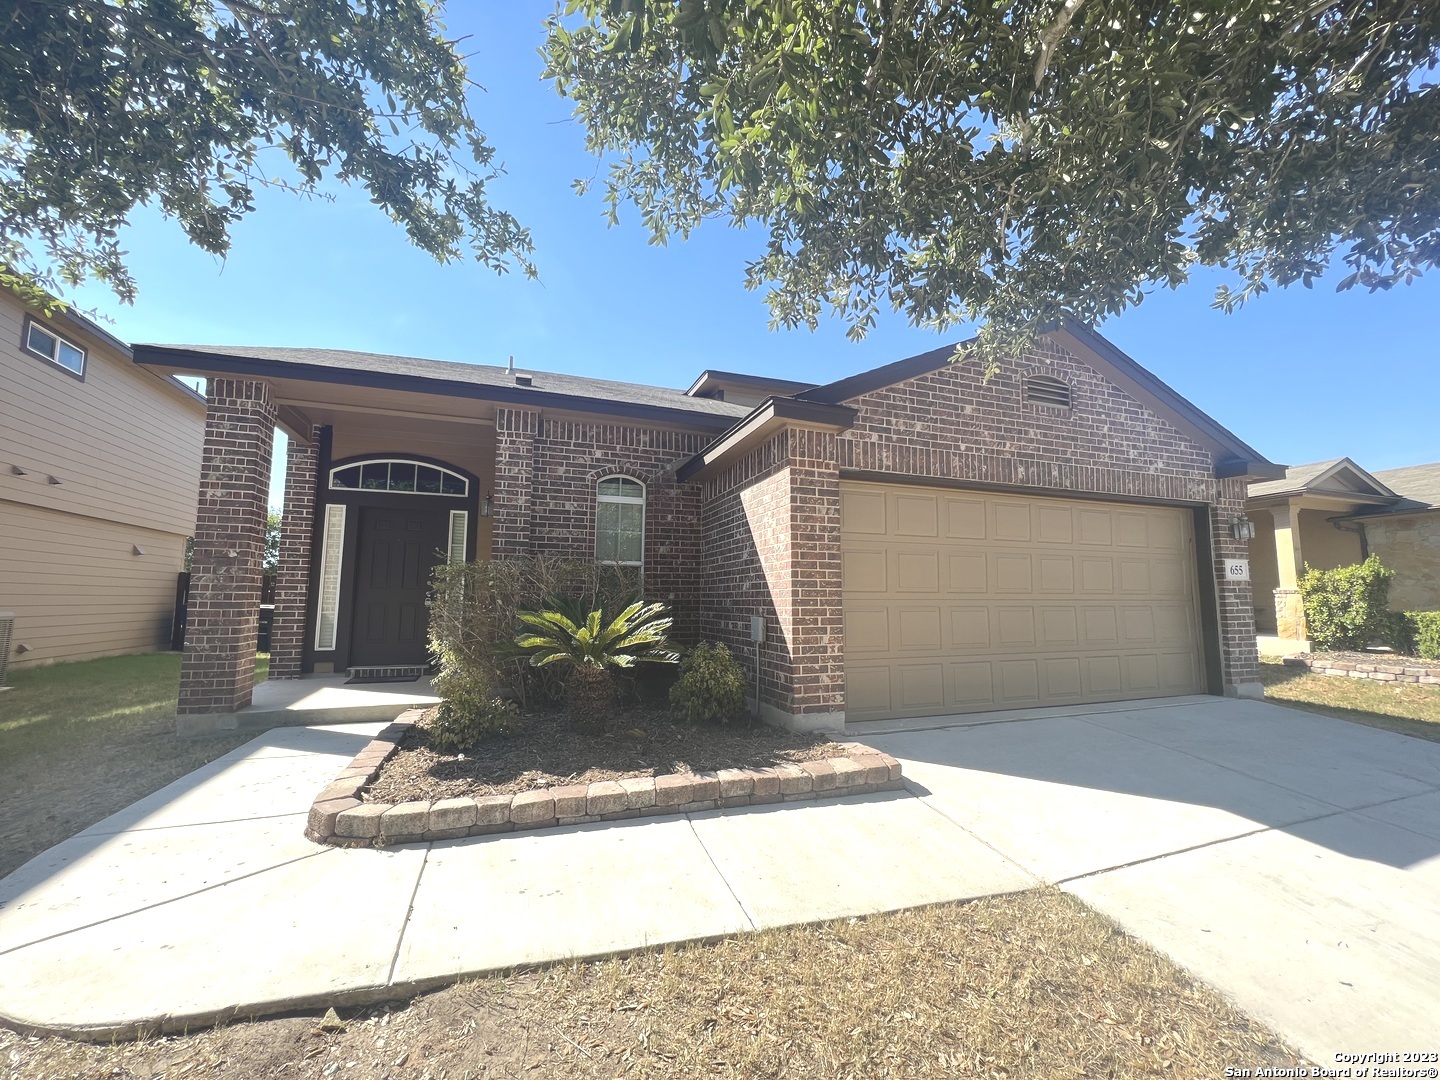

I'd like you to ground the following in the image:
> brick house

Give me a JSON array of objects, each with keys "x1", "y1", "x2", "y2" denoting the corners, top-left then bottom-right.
[{"x1": 133, "y1": 321, "x2": 1280, "y2": 729}]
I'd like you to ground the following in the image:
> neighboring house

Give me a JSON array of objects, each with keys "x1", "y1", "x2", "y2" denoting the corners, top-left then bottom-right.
[
  {"x1": 0, "y1": 291, "x2": 205, "y2": 668},
  {"x1": 1247, "y1": 458, "x2": 1440, "y2": 650},
  {"x1": 133, "y1": 322, "x2": 1280, "y2": 729}
]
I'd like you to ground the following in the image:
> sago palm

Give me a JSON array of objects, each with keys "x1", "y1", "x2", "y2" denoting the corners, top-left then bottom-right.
[{"x1": 513, "y1": 595, "x2": 678, "y2": 730}]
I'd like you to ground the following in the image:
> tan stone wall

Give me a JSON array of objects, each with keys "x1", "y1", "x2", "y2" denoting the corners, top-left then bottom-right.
[{"x1": 1367, "y1": 513, "x2": 1440, "y2": 612}]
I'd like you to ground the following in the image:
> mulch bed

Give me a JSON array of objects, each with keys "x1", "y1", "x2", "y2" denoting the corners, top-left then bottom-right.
[
  {"x1": 364, "y1": 705, "x2": 838, "y2": 803},
  {"x1": 1306, "y1": 648, "x2": 1427, "y2": 666}
]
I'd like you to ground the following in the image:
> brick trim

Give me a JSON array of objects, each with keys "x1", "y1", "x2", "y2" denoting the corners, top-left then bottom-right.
[{"x1": 304, "y1": 710, "x2": 905, "y2": 847}]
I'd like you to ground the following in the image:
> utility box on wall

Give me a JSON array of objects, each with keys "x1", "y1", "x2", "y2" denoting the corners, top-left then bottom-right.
[{"x1": 750, "y1": 615, "x2": 765, "y2": 643}]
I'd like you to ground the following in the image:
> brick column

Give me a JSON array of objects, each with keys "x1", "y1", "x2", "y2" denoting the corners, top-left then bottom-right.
[
  {"x1": 1213, "y1": 477, "x2": 1263, "y2": 698},
  {"x1": 786, "y1": 428, "x2": 845, "y2": 721},
  {"x1": 178, "y1": 380, "x2": 277, "y2": 715},
  {"x1": 493, "y1": 407, "x2": 538, "y2": 557},
  {"x1": 268, "y1": 426, "x2": 320, "y2": 678}
]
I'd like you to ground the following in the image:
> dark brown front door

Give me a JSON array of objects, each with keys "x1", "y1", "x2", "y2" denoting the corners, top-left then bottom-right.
[{"x1": 350, "y1": 506, "x2": 449, "y2": 667}]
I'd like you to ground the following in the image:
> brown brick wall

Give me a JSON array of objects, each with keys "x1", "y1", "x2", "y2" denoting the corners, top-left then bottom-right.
[
  {"x1": 269, "y1": 426, "x2": 319, "y2": 679},
  {"x1": 178, "y1": 379, "x2": 276, "y2": 714},
  {"x1": 491, "y1": 412, "x2": 712, "y2": 637},
  {"x1": 699, "y1": 428, "x2": 845, "y2": 719}
]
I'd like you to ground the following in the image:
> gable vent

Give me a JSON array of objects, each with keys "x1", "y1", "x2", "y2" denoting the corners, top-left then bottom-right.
[{"x1": 1024, "y1": 374, "x2": 1072, "y2": 409}]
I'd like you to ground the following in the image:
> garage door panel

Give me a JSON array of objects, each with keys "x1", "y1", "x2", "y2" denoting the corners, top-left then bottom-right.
[
  {"x1": 1037, "y1": 555, "x2": 1075, "y2": 593},
  {"x1": 997, "y1": 607, "x2": 1036, "y2": 646},
  {"x1": 948, "y1": 553, "x2": 988, "y2": 592},
  {"x1": 894, "y1": 549, "x2": 940, "y2": 592},
  {"x1": 894, "y1": 494, "x2": 939, "y2": 537},
  {"x1": 841, "y1": 482, "x2": 1205, "y2": 722},
  {"x1": 992, "y1": 502, "x2": 1032, "y2": 542},
  {"x1": 844, "y1": 606, "x2": 890, "y2": 655},
  {"x1": 897, "y1": 607, "x2": 943, "y2": 650},
  {"x1": 994, "y1": 553, "x2": 1033, "y2": 592},
  {"x1": 945, "y1": 498, "x2": 987, "y2": 539},
  {"x1": 950, "y1": 662, "x2": 996, "y2": 707},
  {"x1": 950, "y1": 606, "x2": 991, "y2": 647},
  {"x1": 843, "y1": 548, "x2": 887, "y2": 593}
]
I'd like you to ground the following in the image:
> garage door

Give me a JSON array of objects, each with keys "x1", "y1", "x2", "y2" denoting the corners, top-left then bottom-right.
[{"x1": 841, "y1": 482, "x2": 1206, "y2": 722}]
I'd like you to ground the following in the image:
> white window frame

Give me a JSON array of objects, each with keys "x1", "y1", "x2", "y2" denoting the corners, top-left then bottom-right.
[
  {"x1": 22, "y1": 317, "x2": 87, "y2": 378},
  {"x1": 595, "y1": 474, "x2": 645, "y2": 567},
  {"x1": 447, "y1": 510, "x2": 469, "y2": 564},
  {"x1": 327, "y1": 458, "x2": 469, "y2": 497},
  {"x1": 314, "y1": 504, "x2": 346, "y2": 651}
]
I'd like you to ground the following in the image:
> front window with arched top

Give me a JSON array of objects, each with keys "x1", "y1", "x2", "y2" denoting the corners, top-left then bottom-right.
[
  {"x1": 329, "y1": 459, "x2": 468, "y2": 496},
  {"x1": 596, "y1": 475, "x2": 645, "y2": 566}
]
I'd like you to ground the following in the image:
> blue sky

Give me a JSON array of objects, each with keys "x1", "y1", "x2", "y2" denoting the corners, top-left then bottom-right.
[{"x1": 70, "y1": 5, "x2": 1437, "y2": 506}]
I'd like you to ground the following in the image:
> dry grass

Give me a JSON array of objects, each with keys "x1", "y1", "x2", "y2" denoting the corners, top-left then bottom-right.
[
  {"x1": 1, "y1": 891, "x2": 1301, "y2": 1079},
  {"x1": 0, "y1": 653, "x2": 262, "y2": 877},
  {"x1": 1260, "y1": 660, "x2": 1440, "y2": 742}
]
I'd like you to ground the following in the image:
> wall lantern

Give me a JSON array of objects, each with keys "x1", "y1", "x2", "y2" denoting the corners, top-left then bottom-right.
[
  {"x1": 1231, "y1": 515, "x2": 1256, "y2": 542},
  {"x1": 481, "y1": 493, "x2": 493, "y2": 518}
]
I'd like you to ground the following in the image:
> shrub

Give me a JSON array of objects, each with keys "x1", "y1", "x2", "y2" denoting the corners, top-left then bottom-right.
[
  {"x1": 427, "y1": 676, "x2": 519, "y2": 752},
  {"x1": 670, "y1": 641, "x2": 750, "y2": 725},
  {"x1": 1297, "y1": 556, "x2": 1394, "y2": 651},
  {"x1": 511, "y1": 595, "x2": 679, "y2": 731},
  {"x1": 428, "y1": 555, "x2": 640, "y2": 708},
  {"x1": 1399, "y1": 611, "x2": 1440, "y2": 661}
]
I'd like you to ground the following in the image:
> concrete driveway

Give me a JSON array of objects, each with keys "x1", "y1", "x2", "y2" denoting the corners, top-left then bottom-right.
[
  {"x1": 1, "y1": 696, "x2": 1437, "y2": 1064},
  {"x1": 859, "y1": 696, "x2": 1440, "y2": 1065}
]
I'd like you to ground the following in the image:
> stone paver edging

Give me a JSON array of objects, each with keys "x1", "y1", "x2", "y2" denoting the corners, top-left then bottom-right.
[
  {"x1": 305, "y1": 708, "x2": 905, "y2": 847},
  {"x1": 1282, "y1": 654, "x2": 1440, "y2": 684}
]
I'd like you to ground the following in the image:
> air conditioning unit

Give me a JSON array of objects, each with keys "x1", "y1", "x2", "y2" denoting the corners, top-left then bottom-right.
[{"x1": 0, "y1": 612, "x2": 14, "y2": 690}]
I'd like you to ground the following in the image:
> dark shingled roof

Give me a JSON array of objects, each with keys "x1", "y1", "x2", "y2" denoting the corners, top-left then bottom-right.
[
  {"x1": 138, "y1": 344, "x2": 752, "y2": 422},
  {"x1": 1372, "y1": 463, "x2": 1440, "y2": 510},
  {"x1": 1247, "y1": 459, "x2": 1350, "y2": 499}
]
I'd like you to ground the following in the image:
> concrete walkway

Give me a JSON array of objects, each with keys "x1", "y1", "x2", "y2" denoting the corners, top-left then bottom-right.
[
  {"x1": 3, "y1": 697, "x2": 1438, "y2": 1064},
  {"x1": 0, "y1": 722, "x2": 1032, "y2": 1039}
]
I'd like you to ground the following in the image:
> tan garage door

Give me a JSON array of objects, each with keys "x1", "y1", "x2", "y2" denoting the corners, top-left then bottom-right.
[{"x1": 841, "y1": 482, "x2": 1206, "y2": 722}]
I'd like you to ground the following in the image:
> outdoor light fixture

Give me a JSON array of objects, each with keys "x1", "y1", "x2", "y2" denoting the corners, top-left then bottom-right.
[
  {"x1": 481, "y1": 494, "x2": 493, "y2": 518},
  {"x1": 1231, "y1": 515, "x2": 1256, "y2": 542}
]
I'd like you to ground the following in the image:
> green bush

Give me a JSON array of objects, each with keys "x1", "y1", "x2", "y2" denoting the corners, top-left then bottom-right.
[
  {"x1": 1297, "y1": 556, "x2": 1394, "y2": 651},
  {"x1": 427, "y1": 673, "x2": 519, "y2": 752},
  {"x1": 1383, "y1": 610, "x2": 1417, "y2": 655},
  {"x1": 1399, "y1": 611, "x2": 1440, "y2": 660},
  {"x1": 669, "y1": 641, "x2": 750, "y2": 725}
]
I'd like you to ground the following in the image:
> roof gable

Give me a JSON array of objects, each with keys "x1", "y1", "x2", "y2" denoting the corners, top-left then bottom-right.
[
  {"x1": 797, "y1": 321, "x2": 1280, "y2": 480},
  {"x1": 1247, "y1": 457, "x2": 1397, "y2": 501}
]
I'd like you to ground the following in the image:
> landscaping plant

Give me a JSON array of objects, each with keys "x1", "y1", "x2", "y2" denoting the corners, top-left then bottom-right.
[
  {"x1": 512, "y1": 595, "x2": 679, "y2": 732},
  {"x1": 429, "y1": 556, "x2": 639, "y2": 708},
  {"x1": 1398, "y1": 611, "x2": 1440, "y2": 661},
  {"x1": 669, "y1": 641, "x2": 750, "y2": 726},
  {"x1": 1297, "y1": 556, "x2": 1395, "y2": 651}
]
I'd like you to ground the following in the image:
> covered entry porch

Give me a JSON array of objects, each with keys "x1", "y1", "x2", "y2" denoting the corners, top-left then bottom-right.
[{"x1": 133, "y1": 346, "x2": 500, "y2": 716}]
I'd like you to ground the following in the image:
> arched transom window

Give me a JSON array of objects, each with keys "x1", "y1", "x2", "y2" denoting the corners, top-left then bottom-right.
[
  {"x1": 329, "y1": 459, "x2": 468, "y2": 496},
  {"x1": 596, "y1": 475, "x2": 645, "y2": 566}
]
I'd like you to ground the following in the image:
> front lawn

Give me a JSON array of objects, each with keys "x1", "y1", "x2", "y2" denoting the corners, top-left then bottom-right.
[
  {"x1": 0, "y1": 652, "x2": 266, "y2": 878},
  {"x1": 0, "y1": 889, "x2": 1301, "y2": 1078},
  {"x1": 1259, "y1": 659, "x2": 1440, "y2": 741}
]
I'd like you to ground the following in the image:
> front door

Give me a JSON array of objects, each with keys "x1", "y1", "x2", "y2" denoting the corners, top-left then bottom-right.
[{"x1": 350, "y1": 506, "x2": 450, "y2": 667}]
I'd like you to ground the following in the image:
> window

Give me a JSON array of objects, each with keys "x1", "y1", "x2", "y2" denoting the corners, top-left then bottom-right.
[
  {"x1": 447, "y1": 510, "x2": 468, "y2": 564},
  {"x1": 1024, "y1": 374, "x2": 1072, "y2": 409},
  {"x1": 328, "y1": 459, "x2": 468, "y2": 496},
  {"x1": 596, "y1": 475, "x2": 645, "y2": 566},
  {"x1": 314, "y1": 505, "x2": 346, "y2": 651},
  {"x1": 22, "y1": 318, "x2": 86, "y2": 378}
]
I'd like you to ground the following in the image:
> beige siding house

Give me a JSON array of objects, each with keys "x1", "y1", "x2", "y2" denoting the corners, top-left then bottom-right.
[{"x1": 0, "y1": 291, "x2": 206, "y2": 668}]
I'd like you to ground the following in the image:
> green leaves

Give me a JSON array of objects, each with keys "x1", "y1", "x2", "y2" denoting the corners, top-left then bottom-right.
[
  {"x1": 2, "y1": 0, "x2": 534, "y2": 305},
  {"x1": 512, "y1": 594, "x2": 680, "y2": 673},
  {"x1": 543, "y1": 0, "x2": 1440, "y2": 341}
]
